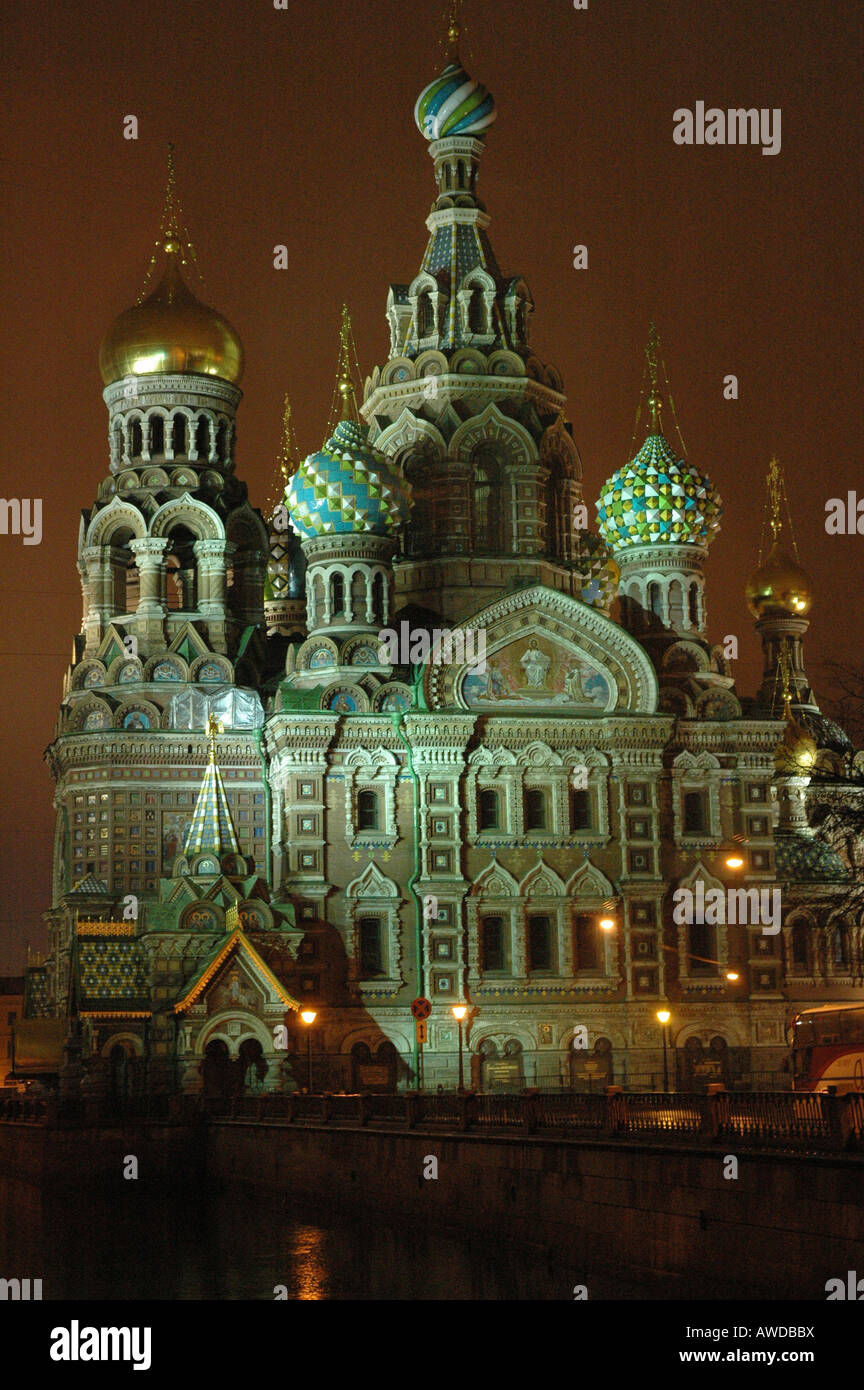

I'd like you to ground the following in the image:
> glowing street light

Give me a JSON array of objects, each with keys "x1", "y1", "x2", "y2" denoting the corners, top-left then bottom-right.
[
  {"x1": 656, "y1": 1009, "x2": 672, "y2": 1091},
  {"x1": 726, "y1": 971, "x2": 740, "y2": 982},
  {"x1": 599, "y1": 916, "x2": 615, "y2": 931},
  {"x1": 300, "y1": 1009, "x2": 317, "y2": 1092},
  {"x1": 452, "y1": 1004, "x2": 468, "y2": 1093}
]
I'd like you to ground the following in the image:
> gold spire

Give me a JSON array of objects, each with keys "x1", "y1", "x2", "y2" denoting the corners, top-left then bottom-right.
[
  {"x1": 137, "y1": 143, "x2": 204, "y2": 303},
  {"x1": 326, "y1": 304, "x2": 363, "y2": 438},
  {"x1": 446, "y1": 0, "x2": 463, "y2": 55},
  {"x1": 267, "y1": 393, "x2": 300, "y2": 515},
  {"x1": 746, "y1": 456, "x2": 812, "y2": 618},
  {"x1": 206, "y1": 713, "x2": 223, "y2": 765},
  {"x1": 645, "y1": 322, "x2": 663, "y2": 433}
]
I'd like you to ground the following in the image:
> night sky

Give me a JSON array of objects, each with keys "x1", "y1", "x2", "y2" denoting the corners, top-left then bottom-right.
[{"x1": 1, "y1": 0, "x2": 861, "y2": 971}]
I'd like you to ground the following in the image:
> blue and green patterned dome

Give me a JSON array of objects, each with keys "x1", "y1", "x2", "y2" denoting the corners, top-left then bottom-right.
[
  {"x1": 287, "y1": 420, "x2": 412, "y2": 539},
  {"x1": 596, "y1": 433, "x2": 722, "y2": 552},
  {"x1": 415, "y1": 61, "x2": 496, "y2": 141}
]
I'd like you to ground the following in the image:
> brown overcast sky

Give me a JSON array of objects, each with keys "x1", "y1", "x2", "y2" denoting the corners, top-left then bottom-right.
[{"x1": 0, "y1": 0, "x2": 861, "y2": 971}]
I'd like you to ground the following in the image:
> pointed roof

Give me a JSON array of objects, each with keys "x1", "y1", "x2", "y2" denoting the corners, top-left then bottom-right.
[
  {"x1": 172, "y1": 927, "x2": 300, "y2": 1014},
  {"x1": 182, "y1": 715, "x2": 240, "y2": 858}
]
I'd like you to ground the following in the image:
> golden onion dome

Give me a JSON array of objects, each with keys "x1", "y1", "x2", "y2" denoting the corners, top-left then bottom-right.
[
  {"x1": 745, "y1": 539, "x2": 813, "y2": 619},
  {"x1": 99, "y1": 241, "x2": 244, "y2": 386}
]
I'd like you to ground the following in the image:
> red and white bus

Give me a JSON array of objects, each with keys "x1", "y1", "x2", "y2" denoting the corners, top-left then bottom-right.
[{"x1": 791, "y1": 1004, "x2": 864, "y2": 1093}]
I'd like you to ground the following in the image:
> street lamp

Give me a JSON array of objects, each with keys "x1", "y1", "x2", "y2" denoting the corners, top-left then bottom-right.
[
  {"x1": 599, "y1": 916, "x2": 615, "y2": 931},
  {"x1": 300, "y1": 1009, "x2": 317, "y2": 1093},
  {"x1": 656, "y1": 1009, "x2": 671, "y2": 1092},
  {"x1": 726, "y1": 971, "x2": 740, "y2": 982},
  {"x1": 452, "y1": 1005, "x2": 468, "y2": 1093}
]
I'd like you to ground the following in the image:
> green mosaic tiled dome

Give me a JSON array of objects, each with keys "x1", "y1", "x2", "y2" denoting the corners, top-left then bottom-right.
[
  {"x1": 595, "y1": 433, "x2": 722, "y2": 553},
  {"x1": 287, "y1": 420, "x2": 412, "y2": 538}
]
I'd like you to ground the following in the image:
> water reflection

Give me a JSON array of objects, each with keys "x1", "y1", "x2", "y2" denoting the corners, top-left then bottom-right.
[{"x1": 0, "y1": 1175, "x2": 701, "y2": 1300}]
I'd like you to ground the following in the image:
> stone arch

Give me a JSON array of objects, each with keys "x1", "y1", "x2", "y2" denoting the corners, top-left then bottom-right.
[
  {"x1": 565, "y1": 862, "x2": 615, "y2": 899},
  {"x1": 85, "y1": 497, "x2": 147, "y2": 548},
  {"x1": 375, "y1": 409, "x2": 446, "y2": 461},
  {"x1": 100, "y1": 1032, "x2": 144, "y2": 1059},
  {"x1": 450, "y1": 403, "x2": 536, "y2": 469},
  {"x1": 471, "y1": 860, "x2": 519, "y2": 897},
  {"x1": 196, "y1": 1010, "x2": 274, "y2": 1059},
  {"x1": 519, "y1": 862, "x2": 566, "y2": 897},
  {"x1": 149, "y1": 494, "x2": 223, "y2": 541}
]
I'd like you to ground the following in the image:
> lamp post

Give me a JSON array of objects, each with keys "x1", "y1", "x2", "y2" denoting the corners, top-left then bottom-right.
[
  {"x1": 452, "y1": 1005, "x2": 467, "y2": 1093},
  {"x1": 300, "y1": 1009, "x2": 317, "y2": 1093},
  {"x1": 656, "y1": 1009, "x2": 671, "y2": 1092}
]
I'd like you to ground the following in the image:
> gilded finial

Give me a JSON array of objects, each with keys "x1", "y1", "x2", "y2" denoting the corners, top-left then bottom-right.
[
  {"x1": 137, "y1": 142, "x2": 204, "y2": 303},
  {"x1": 446, "y1": 0, "x2": 463, "y2": 54},
  {"x1": 756, "y1": 455, "x2": 801, "y2": 567},
  {"x1": 206, "y1": 713, "x2": 224, "y2": 764},
  {"x1": 645, "y1": 322, "x2": 663, "y2": 432},
  {"x1": 326, "y1": 304, "x2": 362, "y2": 437},
  {"x1": 766, "y1": 455, "x2": 784, "y2": 542}
]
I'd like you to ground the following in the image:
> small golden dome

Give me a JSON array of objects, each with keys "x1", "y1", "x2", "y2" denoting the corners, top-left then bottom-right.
[
  {"x1": 99, "y1": 245, "x2": 244, "y2": 386},
  {"x1": 775, "y1": 717, "x2": 817, "y2": 775},
  {"x1": 745, "y1": 540, "x2": 813, "y2": 619}
]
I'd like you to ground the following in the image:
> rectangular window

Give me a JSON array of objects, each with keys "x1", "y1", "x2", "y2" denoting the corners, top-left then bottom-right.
[
  {"x1": 482, "y1": 916, "x2": 505, "y2": 972},
  {"x1": 574, "y1": 913, "x2": 599, "y2": 971},
  {"x1": 479, "y1": 789, "x2": 500, "y2": 831},
  {"x1": 683, "y1": 790, "x2": 707, "y2": 833},
  {"x1": 688, "y1": 921, "x2": 715, "y2": 975},
  {"x1": 358, "y1": 917, "x2": 383, "y2": 977},
  {"x1": 524, "y1": 788, "x2": 547, "y2": 831},
  {"x1": 571, "y1": 788, "x2": 593, "y2": 831},
  {"x1": 528, "y1": 914, "x2": 553, "y2": 972}
]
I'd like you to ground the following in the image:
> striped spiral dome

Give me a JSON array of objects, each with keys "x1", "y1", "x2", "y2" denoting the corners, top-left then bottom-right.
[{"x1": 414, "y1": 61, "x2": 496, "y2": 141}]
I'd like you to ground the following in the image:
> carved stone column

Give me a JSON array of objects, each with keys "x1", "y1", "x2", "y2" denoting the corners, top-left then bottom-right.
[{"x1": 129, "y1": 537, "x2": 168, "y2": 616}]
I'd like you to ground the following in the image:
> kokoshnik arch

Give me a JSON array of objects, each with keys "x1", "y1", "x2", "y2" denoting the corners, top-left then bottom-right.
[{"x1": 16, "y1": 11, "x2": 860, "y2": 1099}]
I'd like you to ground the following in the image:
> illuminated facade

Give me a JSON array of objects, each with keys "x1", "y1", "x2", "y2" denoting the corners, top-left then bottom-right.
[{"x1": 24, "y1": 22, "x2": 860, "y2": 1099}]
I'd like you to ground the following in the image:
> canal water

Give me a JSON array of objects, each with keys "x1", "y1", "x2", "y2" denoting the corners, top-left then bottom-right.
[{"x1": 0, "y1": 1174, "x2": 688, "y2": 1300}]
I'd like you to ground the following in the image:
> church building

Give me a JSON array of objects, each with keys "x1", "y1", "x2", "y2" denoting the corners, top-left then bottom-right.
[{"x1": 19, "y1": 13, "x2": 859, "y2": 1100}]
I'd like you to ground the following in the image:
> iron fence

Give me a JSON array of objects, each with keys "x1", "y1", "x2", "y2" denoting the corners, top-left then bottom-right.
[{"x1": 4, "y1": 1087, "x2": 864, "y2": 1154}]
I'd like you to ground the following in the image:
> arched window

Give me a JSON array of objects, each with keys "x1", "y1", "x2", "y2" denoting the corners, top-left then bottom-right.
[
  {"x1": 372, "y1": 572, "x2": 385, "y2": 622},
  {"x1": 689, "y1": 583, "x2": 700, "y2": 628},
  {"x1": 330, "y1": 573, "x2": 345, "y2": 616},
  {"x1": 357, "y1": 789, "x2": 379, "y2": 831},
  {"x1": 417, "y1": 294, "x2": 435, "y2": 338},
  {"x1": 215, "y1": 422, "x2": 227, "y2": 462},
  {"x1": 528, "y1": 914, "x2": 553, "y2": 972},
  {"x1": 195, "y1": 416, "x2": 210, "y2": 458},
  {"x1": 668, "y1": 580, "x2": 685, "y2": 629},
  {"x1": 149, "y1": 416, "x2": 165, "y2": 456},
  {"x1": 481, "y1": 916, "x2": 505, "y2": 972},
  {"x1": 524, "y1": 788, "x2": 547, "y2": 831},
  {"x1": 473, "y1": 448, "x2": 503, "y2": 554},
  {"x1": 131, "y1": 420, "x2": 143, "y2": 457},
  {"x1": 172, "y1": 414, "x2": 187, "y2": 456},
  {"x1": 479, "y1": 788, "x2": 500, "y2": 831},
  {"x1": 791, "y1": 921, "x2": 810, "y2": 969},
  {"x1": 468, "y1": 288, "x2": 486, "y2": 334},
  {"x1": 648, "y1": 581, "x2": 662, "y2": 619},
  {"x1": 833, "y1": 924, "x2": 849, "y2": 968}
]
